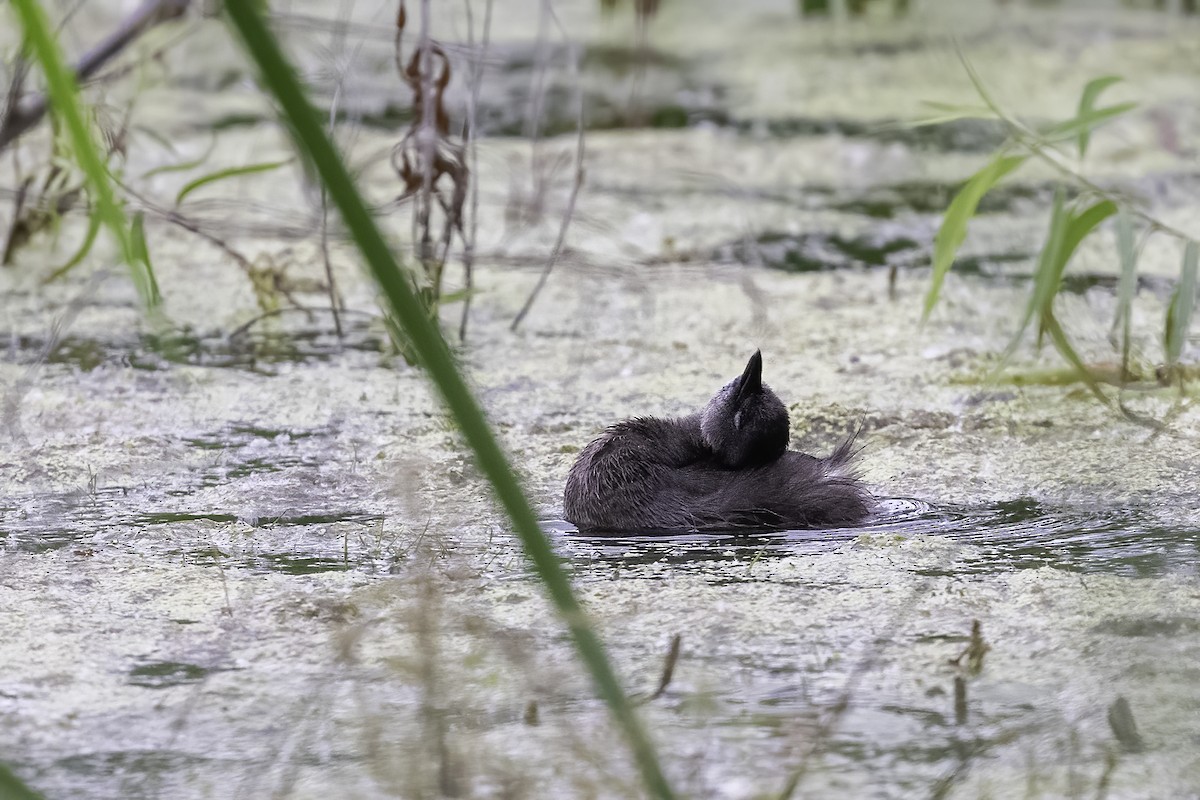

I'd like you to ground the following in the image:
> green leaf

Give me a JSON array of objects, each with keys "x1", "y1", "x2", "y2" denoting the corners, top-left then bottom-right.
[
  {"x1": 43, "y1": 209, "x2": 102, "y2": 283},
  {"x1": 1035, "y1": 198, "x2": 1117, "y2": 343},
  {"x1": 959, "y1": 53, "x2": 1007, "y2": 122},
  {"x1": 911, "y1": 100, "x2": 996, "y2": 127},
  {"x1": 924, "y1": 153, "x2": 1027, "y2": 320},
  {"x1": 1072, "y1": 75, "x2": 1124, "y2": 157},
  {"x1": 1165, "y1": 241, "x2": 1199, "y2": 368},
  {"x1": 1004, "y1": 187, "x2": 1069, "y2": 361},
  {"x1": 175, "y1": 158, "x2": 294, "y2": 206},
  {"x1": 130, "y1": 211, "x2": 156, "y2": 285},
  {"x1": 1110, "y1": 210, "x2": 1138, "y2": 370},
  {"x1": 1059, "y1": 199, "x2": 1118, "y2": 275},
  {"x1": 1043, "y1": 103, "x2": 1137, "y2": 150},
  {"x1": 220, "y1": 6, "x2": 675, "y2": 800},
  {"x1": 1043, "y1": 311, "x2": 1109, "y2": 405},
  {"x1": 438, "y1": 286, "x2": 478, "y2": 305},
  {"x1": 990, "y1": 192, "x2": 1112, "y2": 404},
  {"x1": 10, "y1": 0, "x2": 159, "y2": 307},
  {"x1": 0, "y1": 762, "x2": 46, "y2": 800},
  {"x1": 141, "y1": 133, "x2": 219, "y2": 179}
]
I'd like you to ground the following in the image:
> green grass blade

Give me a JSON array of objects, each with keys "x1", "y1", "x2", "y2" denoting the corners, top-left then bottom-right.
[
  {"x1": 0, "y1": 763, "x2": 46, "y2": 800},
  {"x1": 1043, "y1": 311, "x2": 1108, "y2": 404},
  {"x1": 998, "y1": 187, "x2": 1068, "y2": 364},
  {"x1": 1059, "y1": 200, "x2": 1118, "y2": 274},
  {"x1": 43, "y1": 208, "x2": 102, "y2": 283},
  {"x1": 10, "y1": 0, "x2": 159, "y2": 307},
  {"x1": 1042, "y1": 103, "x2": 1136, "y2": 149},
  {"x1": 1071, "y1": 75, "x2": 1123, "y2": 157},
  {"x1": 924, "y1": 153, "x2": 1027, "y2": 320},
  {"x1": 220, "y1": 6, "x2": 675, "y2": 799},
  {"x1": 1034, "y1": 198, "x2": 1117, "y2": 343},
  {"x1": 920, "y1": 100, "x2": 995, "y2": 115},
  {"x1": 130, "y1": 210, "x2": 154, "y2": 277},
  {"x1": 140, "y1": 133, "x2": 219, "y2": 179},
  {"x1": 1111, "y1": 210, "x2": 1138, "y2": 373},
  {"x1": 959, "y1": 52, "x2": 1007, "y2": 122},
  {"x1": 911, "y1": 100, "x2": 995, "y2": 127},
  {"x1": 175, "y1": 158, "x2": 294, "y2": 206},
  {"x1": 1165, "y1": 241, "x2": 1199, "y2": 368}
]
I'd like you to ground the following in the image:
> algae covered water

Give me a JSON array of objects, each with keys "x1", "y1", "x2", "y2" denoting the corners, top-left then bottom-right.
[{"x1": 3, "y1": 0, "x2": 1200, "y2": 797}]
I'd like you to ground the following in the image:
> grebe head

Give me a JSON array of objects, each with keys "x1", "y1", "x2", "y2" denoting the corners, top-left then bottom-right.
[{"x1": 700, "y1": 350, "x2": 789, "y2": 468}]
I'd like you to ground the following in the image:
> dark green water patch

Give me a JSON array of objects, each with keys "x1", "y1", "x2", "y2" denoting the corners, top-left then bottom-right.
[
  {"x1": 475, "y1": 85, "x2": 725, "y2": 138},
  {"x1": 182, "y1": 423, "x2": 335, "y2": 486},
  {"x1": 1093, "y1": 615, "x2": 1200, "y2": 637},
  {"x1": 719, "y1": 230, "x2": 925, "y2": 271},
  {"x1": 135, "y1": 511, "x2": 384, "y2": 528},
  {"x1": 825, "y1": 178, "x2": 1051, "y2": 219},
  {"x1": 241, "y1": 511, "x2": 386, "y2": 528},
  {"x1": 6, "y1": 318, "x2": 386, "y2": 374},
  {"x1": 127, "y1": 660, "x2": 223, "y2": 689},
  {"x1": 3, "y1": 481, "x2": 385, "y2": 560},
  {"x1": 42, "y1": 750, "x2": 223, "y2": 800},
  {"x1": 184, "y1": 424, "x2": 324, "y2": 451},
  {"x1": 245, "y1": 553, "x2": 351, "y2": 575},
  {"x1": 343, "y1": 39, "x2": 723, "y2": 137},
  {"x1": 137, "y1": 512, "x2": 240, "y2": 525},
  {"x1": 952, "y1": 263, "x2": 1176, "y2": 296},
  {"x1": 735, "y1": 116, "x2": 1008, "y2": 153}
]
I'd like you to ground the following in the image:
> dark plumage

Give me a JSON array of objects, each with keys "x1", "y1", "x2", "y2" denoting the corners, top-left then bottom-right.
[{"x1": 563, "y1": 351, "x2": 872, "y2": 533}]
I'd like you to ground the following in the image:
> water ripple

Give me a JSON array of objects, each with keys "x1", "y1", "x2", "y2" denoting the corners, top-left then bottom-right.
[{"x1": 556, "y1": 497, "x2": 1200, "y2": 578}]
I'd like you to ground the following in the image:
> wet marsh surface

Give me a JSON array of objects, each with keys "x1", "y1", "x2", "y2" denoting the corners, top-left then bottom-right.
[{"x1": 3, "y1": 0, "x2": 1200, "y2": 797}]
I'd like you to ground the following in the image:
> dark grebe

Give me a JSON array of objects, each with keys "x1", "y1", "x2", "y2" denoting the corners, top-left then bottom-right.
[{"x1": 563, "y1": 351, "x2": 871, "y2": 533}]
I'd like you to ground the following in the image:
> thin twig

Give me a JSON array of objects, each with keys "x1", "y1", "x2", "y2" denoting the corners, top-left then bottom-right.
[
  {"x1": 1, "y1": 50, "x2": 31, "y2": 138},
  {"x1": 119, "y1": 181, "x2": 254, "y2": 272},
  {"x1": 458, "y1": 0, "x2": 493, "y2": 342},
  {"x1": 511, "y1": 28, "x2": 585, "y2": 331},
  {"x1": 227, "y1": 306, "x2": 374, "y2": 340},
  {"x1": 418, "y1": 0, "x2": 437, "y2": 300},
  {"x1": 1, "y1": 175, "x2": 34, "y2": 265},
  {"x1": 646, "y1": 634, "x2": 681, "y2": 702}
]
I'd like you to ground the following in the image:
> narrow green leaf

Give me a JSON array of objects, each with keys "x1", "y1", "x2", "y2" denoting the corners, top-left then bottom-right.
[
  {"x1": 1059, "y1": 200, "x2": 1118, "y2": 277},
  {"x1": 1043, "y1": 103, "x2": 1137, "y2": 149},
  {"x1": 1043, "y1": 311, "x2": 1109, "y2": 405},
  {"x1": 924, "y1": 153, "x2": 1027, "y2": 319},
  {"x1": 1034, "y1": 198, "x2": 1117, "y2": 343},
  {"x1": 438, "y1": 286, "x2": 478, "y2": 305},
  {"x1": 1006, "y1": 187, "x2": 1069, "y2": 359},
  {"x1": 43, "y1": 209, "x2": 102, "y2": 283},
  {"x1": 0, "y1": 762, "x2": 46, "y2": 800},
  {"x1": 175, "y1": 158, "x2": 293, "y2": 206},
  {"x1": 130, "y1": 211, "x2": 156, "y2": 286},
  {"x1": 959, "y1": 53, "x2": 1007, "y2": 122},
  {"x1": 141, "y1": 133, "x2": 219, "y2": 179},
  {"x1": 921, "y1": 100, "x2": 995, "y2": 115},
  {"x1": 911, "y1": 100, "x2": 995, "y2": 127},
  {"x1": 1079, "y1": 75, "x2": 1124, "y2": 108},
  {"x1": 1110, "y1": 210, "x2": 1138, "y2": 373},
  {"x1": 1165, "y1": 241, "x2": 1199, "y2": 368},
  {"x1": 1072, "y1": 75, "x2": 1123, "y2": 157},
  {"x1": 10, "y1": 0, "x2": 159, "y2": 307},
  {"x1": 220, "y1": 6, "x2": 675, "y2": 800}
]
